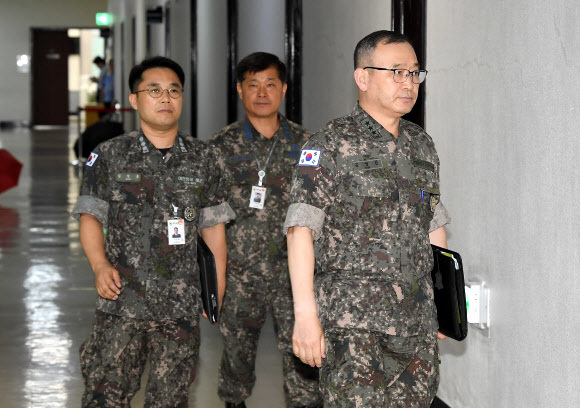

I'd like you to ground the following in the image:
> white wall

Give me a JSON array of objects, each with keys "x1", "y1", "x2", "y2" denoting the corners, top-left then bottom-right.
[
  {"x1": 427, "y1": 2, "x2": 580, "y2": 407},
  {"x1": 302, "y1": 0, "x2": 391, "y2": 132},
  {"x1": 169, "y1": 0, "x2": 192, "y2": 134},
  {"x1": 0, "y1": 0, "x2": 108, "y2": 122},
  {"x1": 197, "y1": 0, "x2": 228, "y2": 140}
]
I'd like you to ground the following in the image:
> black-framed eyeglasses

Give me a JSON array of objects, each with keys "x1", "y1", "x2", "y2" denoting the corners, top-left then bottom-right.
[
  {"x1": 134, "y1": 86, "x2": 183, "y2": 99},
  {"x1": 363, "y1": 67, "x2": 428, "y2": 84}
]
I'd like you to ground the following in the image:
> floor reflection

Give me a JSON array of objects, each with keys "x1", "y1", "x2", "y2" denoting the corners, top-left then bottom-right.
[
  {"x1": 0, "y1": 206, "x2": 19, "y2": 250},
  {"x1": 23, "y1": 264, "x2": 72, "y2": 408}
]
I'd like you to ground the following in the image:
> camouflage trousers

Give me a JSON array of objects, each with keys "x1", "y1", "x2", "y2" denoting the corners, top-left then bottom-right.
[
  {"x1": 320, "y1": 330, "x2": 439, "y2": 407},
  {"x1": 80, "y1": 310, "x2": 200, "y2": 408},
  {"x1": 218, "y1": 256, "x2": 322, "y2": 407}
]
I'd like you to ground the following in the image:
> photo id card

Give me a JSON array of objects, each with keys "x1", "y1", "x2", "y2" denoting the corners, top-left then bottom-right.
[
  {"x1": 249, "y1": 186, "x2": 267, "y2": 210},
  {"x1": 168, "y1": 218, "x2": 185, "y2": 245}
]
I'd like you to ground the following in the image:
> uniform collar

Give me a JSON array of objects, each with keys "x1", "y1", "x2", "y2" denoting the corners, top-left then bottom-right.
[
  {"x1": 243, "y1": 114, "x2": 291, "y2": 143},
  {"x1": 135, "y1": 129, "x2": 189, "y2": 155},
  {"x1": 354, "y1": 103, "x2": 411, "y2": 145}
]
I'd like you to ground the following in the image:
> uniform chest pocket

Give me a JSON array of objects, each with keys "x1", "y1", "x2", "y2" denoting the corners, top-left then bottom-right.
[
  {"x1": 340, "y1": 170, "x2": 396, "y2": 239},
  {"x1": 172, "y1": 183, "x2": 204, "y2": 220},
  {"x1": 110, "y1": 181, "x2": 148, "y2": 204},
  {"x1": 408, "y1": 184, "x2": 440, "y2": 231}
]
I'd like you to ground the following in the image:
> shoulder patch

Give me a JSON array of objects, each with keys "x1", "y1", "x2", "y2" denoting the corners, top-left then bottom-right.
[
  {"x1": 86, "y1": 152, "x2": 99, "y2": 167},
  {"x1": 297, "y1": 149, "x2": 321, "y2": 166}
]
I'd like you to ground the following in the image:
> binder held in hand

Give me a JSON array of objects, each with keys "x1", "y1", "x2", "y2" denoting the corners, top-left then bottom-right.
[
  {"x1": 430, "y1": 244, "x2": 468, "y2": 341},
  {"x1": 197, "y1": 233, "x2": 219, "y2": 324}
]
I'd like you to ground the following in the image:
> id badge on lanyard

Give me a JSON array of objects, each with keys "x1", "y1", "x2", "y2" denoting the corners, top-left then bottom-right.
[{"x1": 168, "y1": 204, "x2": 185, "y2": 245}]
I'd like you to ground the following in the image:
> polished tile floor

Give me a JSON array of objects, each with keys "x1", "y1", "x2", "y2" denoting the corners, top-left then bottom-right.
[{"x1": 0, "y1": 122, "x2": 286, "y2": 407}]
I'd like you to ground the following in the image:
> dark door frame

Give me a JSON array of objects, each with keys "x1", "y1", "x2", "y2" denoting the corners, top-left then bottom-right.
[
  {"x1": 392, "y1": 0, "x2": 426, "y2": 128},
  {"x1": 226, "y1": 0, "x2": 238, "y2": 124},
  {"x1": 285, "y1": 0, "x2": 303, "y2": 124},
  {"x1": 190, "y1": 0, "x2": 198, "y2": 136}
]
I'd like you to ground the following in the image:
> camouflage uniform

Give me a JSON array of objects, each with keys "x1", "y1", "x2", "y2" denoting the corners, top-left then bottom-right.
[
  {"x1": 284, "y1": 105, "x2": 451, "y2": 407},
  {"x1": 209, "y1": 116, "x2": 322, "y2": 407},
  {"x1": 72, "y1": 130, "x2": 235, "y2": 407}
]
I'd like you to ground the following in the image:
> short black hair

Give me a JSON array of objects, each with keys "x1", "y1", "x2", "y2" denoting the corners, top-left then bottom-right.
[
  {"x1": 236, "y1": 52, "x2": 287, "y2": 84},
  {"x1": 93, "y1": 56, "x2": 105, "y2": 64},
  {"x1": 128, "y1": 56, "x2": 185, "y2": 93},
  {"x1": 353, "y1": 30, "x2": 413, "y2": 70}
]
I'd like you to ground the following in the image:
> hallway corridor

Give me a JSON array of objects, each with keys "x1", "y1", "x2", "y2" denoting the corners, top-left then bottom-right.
[{"x1": 0, "y1": 123, "x2": 286, "y2": 407}]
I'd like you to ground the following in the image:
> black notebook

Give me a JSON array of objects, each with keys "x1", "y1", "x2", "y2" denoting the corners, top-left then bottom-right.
[
  {"x1": 430, "y1": 244, "x2": 468, "y2": 341},
  {"x1": 197, "y1": 233, "x2": 219, "y2": 324}
]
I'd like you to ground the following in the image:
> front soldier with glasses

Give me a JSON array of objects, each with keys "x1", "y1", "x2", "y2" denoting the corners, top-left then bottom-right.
[
  {"x1": 286, "y1": 31, "x2": 452, "y2": 407},
  {"x1": 72, "y1": 56, "x2": 235, "y2": 407}
]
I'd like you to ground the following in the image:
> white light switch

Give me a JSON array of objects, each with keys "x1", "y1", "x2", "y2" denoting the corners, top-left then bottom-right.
[{"x1": 465, "y1": 280, "x2": 490, "y2": 337}]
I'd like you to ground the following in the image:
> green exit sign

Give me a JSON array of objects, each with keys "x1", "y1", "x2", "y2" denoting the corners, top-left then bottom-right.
[{"x1": 96, "y1": 13, "x2": 111, "y2": 26}]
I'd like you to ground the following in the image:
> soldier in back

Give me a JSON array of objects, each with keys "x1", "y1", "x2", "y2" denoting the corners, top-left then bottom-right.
[{"x1": 209, "y1": 52, "x2": 322, "y2": 408}]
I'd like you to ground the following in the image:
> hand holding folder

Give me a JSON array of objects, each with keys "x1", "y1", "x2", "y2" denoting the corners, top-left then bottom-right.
[
  {"x1": 430, "y1": 244, "x2": 468, "y2": 341},
  {"x1": 197, "y1": 233, "x2": 219, "y2": 324}
]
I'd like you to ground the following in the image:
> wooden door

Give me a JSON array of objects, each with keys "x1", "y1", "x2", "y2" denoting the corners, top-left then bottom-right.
[{"x1": 32, "y1": 29, "x2": 69, "y2": 126}]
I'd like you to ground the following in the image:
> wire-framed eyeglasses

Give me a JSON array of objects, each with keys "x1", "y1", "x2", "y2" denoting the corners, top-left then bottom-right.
[
  {"x1": 134, "y1": 86, "x2": 183, "y2": 99},
  {"x1": 363, "y1": 67, "x2": 428, "y2": 84}
]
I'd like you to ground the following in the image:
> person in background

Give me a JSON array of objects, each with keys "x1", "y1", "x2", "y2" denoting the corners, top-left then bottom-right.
[
  {"x1": 209, "y1": 52, "x2": 322, "y2": 408},
  {"x1": 91, "y1": 56, "x2": 107, "y2": 104},
  {"x1": 102, "y1": 59, "x2": 115, "y2": 111},
  {"x1": 285, "y1": 30, "x2": 451, "y2": 407}
]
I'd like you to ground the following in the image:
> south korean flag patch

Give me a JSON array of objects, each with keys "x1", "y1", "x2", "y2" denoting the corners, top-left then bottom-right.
[
  {"x1": 297, "y1": 149, "x2": 321, "y2": 167},
  {"x1": 86, "y1": 152, "x2": 99, "y2": 167}
]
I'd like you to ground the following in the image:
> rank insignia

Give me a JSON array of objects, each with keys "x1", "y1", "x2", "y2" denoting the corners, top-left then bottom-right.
[
  {"x1": 297, "y1": 149, "x2": 321, "y2": 166},
  {"x1": 430, "y1": 195, "x2": 438, "y2": 212},
  {"x1": 184, "y1": 207, "x2": 195, "y2": 221}
]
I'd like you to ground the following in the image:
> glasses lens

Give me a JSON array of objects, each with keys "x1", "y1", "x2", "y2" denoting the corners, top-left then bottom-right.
[
  {"x1": 393, "y1": 69, "x2": 407, "y2": 83},
  {"x1": 412, "y1": 70, "x2": 427, "y2": 84},
  {"x1": 148, "y1": 86, "x2": 163, "y2": 98},
  {"x1": 167, "y1": 88, "x2": 183, "y2": 99}
]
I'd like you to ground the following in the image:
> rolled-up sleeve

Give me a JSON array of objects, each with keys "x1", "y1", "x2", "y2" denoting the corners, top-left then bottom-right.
[
  {"x1": 429, "y1": 201, "x2": 451, "y2": 232},
  {"x1": 71, "y1": 195, "x2": 109, "y2": 226},
  {"x1": 198, "y1": 201, "x2": 236, "y2": 229},
  {"x1": 284, "y1": 203, "x2": 326, "y2": 240}
]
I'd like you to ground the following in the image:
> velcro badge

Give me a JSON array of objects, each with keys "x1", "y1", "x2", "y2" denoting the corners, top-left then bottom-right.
[
  {"x1": 86, "y1": 152, "x2": 99, "y2": 167},
  {"x1": 297, "y1": 149, "x2": 321, "y2": 166},
  {"x1": 115, "y1": 173, "x2": 142, "y2": 183}
]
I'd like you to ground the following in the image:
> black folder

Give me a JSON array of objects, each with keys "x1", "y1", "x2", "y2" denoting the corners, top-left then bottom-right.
[
  {"x1": 197, "y1": 233, "x2": 219, "y2": 324},
  {"x1": 430, "y1": 244, "x2": 468, "y2": 341}
]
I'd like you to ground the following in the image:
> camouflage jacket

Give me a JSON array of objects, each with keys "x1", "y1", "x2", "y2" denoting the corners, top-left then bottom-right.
[
  {"x1": 209, "y1": 115, "x2": 309, "y2": 266},
  {"x1": 284, "y1": 104, "x2": 451, "y2": 337},
  {"x1": 72, "y1": 130, "x2": 235, "y2": 320}
]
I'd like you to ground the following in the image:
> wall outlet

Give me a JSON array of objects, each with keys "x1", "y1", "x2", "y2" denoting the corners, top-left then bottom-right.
[{"x1": 465, "y1": 280, "x2": 490, "y2": 337}]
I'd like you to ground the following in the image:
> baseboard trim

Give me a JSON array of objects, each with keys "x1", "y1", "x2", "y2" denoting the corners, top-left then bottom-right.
[{"x1": 0, "y1": 120, "x2": 30, "y2": 129}]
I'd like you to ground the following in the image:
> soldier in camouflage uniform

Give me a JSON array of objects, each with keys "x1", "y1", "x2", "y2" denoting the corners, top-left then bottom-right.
[
  {"x1": 209, "y1": 52, "x2": 322, "y2": 408},
  {"x1": 285, "y1": 31, "x2": 452, "y2": 407},
  {"x1": 72, "y1": 56, "x2": 235, "y2": 408}
]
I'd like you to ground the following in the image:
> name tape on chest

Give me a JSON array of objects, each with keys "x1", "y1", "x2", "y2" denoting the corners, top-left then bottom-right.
[{"x1": 297, "y1": 149, "x2": 321, "y2": 166}]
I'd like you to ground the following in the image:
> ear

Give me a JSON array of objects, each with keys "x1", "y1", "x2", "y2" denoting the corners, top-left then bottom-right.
[
  {"x1": 236, "y1": 83, "x2": 243, "y2": 100},
  {"x1": 129, "y1": 93, "x2": 138, "y2": 111},
  {"x1": 354, "y1": 68, "x2": 368, "y2": 92},
  {"x1": 281, "y1": 82, "x2": 288, "y2": 98}
]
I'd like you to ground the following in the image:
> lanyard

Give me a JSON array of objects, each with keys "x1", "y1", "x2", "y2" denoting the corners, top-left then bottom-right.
[{"x1": 244, "y1": 122, "x2": 290, "y2": 186}]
